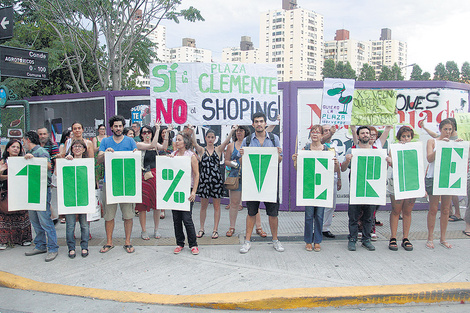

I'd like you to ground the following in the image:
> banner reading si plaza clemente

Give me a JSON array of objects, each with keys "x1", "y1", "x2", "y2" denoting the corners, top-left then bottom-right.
[{"x1": 150, "y1": 63, "x2": 279, "y2": 125}]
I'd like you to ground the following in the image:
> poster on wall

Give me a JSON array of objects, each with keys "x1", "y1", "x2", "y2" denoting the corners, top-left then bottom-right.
[
  {"x1": 320, "y1": 78, "x2": 355, "y2": 126},
  {"x1": 349, "y1": 149, "x2": 387, "y2": 205},
  {"x1": 351, "y1": 89, "x2": 397, "y2": 126},
  {"x1": 433, "y1": 140, "x2": 469, "y2": 196},
  {"x1": 7, "y1": 157, "x2": 48, "y2": 211},
  {"x1": 150, "y1": 63, "x2": 279, "y2": 125},
  {"x1": 242, "y1": 147, "x2": 279, "y2": 202},
  {"x1": 390, "y1": 142, "x2": 425, "y2": 200},
  {"x1": 454, "y1": 113, "x2": 470, "y2": 141},
  {"x1": 104, "y1": 151, "x2": 142, "y2": 204},
  {"x1": 296, "y1": 150, "x2": 335, "y2": 207},
  {"x1": 56, "y1": 158, "x2": 96, "y2": 214},
  {"x1": 156, "y1": 155, "x2": 192, "y2": 211}
]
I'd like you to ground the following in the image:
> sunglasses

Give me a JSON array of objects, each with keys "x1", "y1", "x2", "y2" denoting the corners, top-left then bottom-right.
[{"x1": 141, "y1": 130, "x2": 152, "y2": 134}]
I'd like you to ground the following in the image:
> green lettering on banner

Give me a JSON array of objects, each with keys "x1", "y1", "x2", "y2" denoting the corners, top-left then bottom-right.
[
  {"x1": 230, "y1": 75, "x2": 241, "y2": 93},
  {"x1": 63, "y1": 166, "x2": 89, "y2": 207},
  {"x1": 303, "y1": 158, "x2": 328, "y2": 200},
  {"x1": 198, "y1": 73, "x2": 209, "y2": 93},
  {"x1": 356, "y1": 156, "x2": 380, "y2": 198},
  {"x1": 16, "y1": 165, "x2": 41, "y2": 204},
  {"x1": 249, "y1": 154, "x2": 272, "y2": 192},
  {"x1": 163, "y1": 169, "x2": 185, "y2": 202},
  {"x1": 397, "y1": 150, "x2": 419, "y2": 192},
  {"x1": 439, "y1": 148, "x2": 462, "y2": 189},
  {"x1": 111, "y1": 159, "x2": 136, "y2": 197}
]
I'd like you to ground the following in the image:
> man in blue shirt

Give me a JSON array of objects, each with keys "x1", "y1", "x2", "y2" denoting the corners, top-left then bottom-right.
[
  {"x1": 23, "y1": 131, "x2": 59, "y2": 262},
  {"x1": 239, "y1": 112, "x2": 284, "y2": 254},
  {"x1": 98, "y1": 115, "x2": 138, "y2": 254}
]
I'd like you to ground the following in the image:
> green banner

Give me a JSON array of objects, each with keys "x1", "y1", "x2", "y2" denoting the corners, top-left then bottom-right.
[{"x1": 351, "y1": 89, "x2": 397, "y2": 126}]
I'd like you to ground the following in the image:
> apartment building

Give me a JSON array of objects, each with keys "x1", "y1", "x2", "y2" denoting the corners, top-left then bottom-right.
[
  {"x1": 167, "y1": 38, "x2": 212, "y2": 63},
  {"x1": 259, "y1": 0, "x2": 324, "y2": 81},
  {"x1": 222, "y1": 36, "x2": 260, "y2": 63}
]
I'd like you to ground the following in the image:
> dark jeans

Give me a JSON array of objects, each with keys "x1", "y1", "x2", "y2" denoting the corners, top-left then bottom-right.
[
  {"x1": 348, "y1": 204, "x2": 374, "y2": 241},
  {"x1": 65, "y1": 214, "x2": 89, "y2": 251},
  {"x1": 172, "y1": 202, "x2": 197, "y2": 248}
]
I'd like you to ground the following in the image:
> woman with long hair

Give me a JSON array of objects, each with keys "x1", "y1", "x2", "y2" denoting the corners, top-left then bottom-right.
[
  {"x1": 426, "y1": 118, "x2": 462, "y2": 249},
  {"x1": 0, "y1": 139, "x2": 32, "y2": 250},
  {"x1": 171, "y1": 132, "x2": 200, "y2": 255},
  {"x1": 193, "y1": 127, "x2": 235, "y2": 239},
  {"x1": 92, "y1": 124, "x2": 107, "y2": 186},
  {"x1": 135, "y1": 123, "x2": 169, "y2": 240}
]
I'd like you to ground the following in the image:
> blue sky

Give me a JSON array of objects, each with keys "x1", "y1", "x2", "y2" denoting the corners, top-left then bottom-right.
[{"x1": 161, "y1": 0, "x2": 470, "y2": 76}]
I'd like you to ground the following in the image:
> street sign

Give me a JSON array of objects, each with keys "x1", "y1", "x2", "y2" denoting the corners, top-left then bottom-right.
[
  {"x1": 0, "y1": 46, "x2": 48, "y2": 80},
  {"x1": 0, "y1": 6, "x2": 13, "y2": 40}
]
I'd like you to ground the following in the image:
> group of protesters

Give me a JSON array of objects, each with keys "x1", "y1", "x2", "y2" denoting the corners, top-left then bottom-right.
[{"x1": 0, "y1": 112, "x2": 468, "y2": 261}]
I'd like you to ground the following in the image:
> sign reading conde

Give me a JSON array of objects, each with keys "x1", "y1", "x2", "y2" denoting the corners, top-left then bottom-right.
[{"x1": 150, "y1": 63, "x2": 279, "y2": 125}]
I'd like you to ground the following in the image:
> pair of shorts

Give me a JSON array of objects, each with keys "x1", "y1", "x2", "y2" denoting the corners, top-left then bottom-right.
[
  {"x1": 102, "y1": 184, "x2": 135, "y2": 221},
  {"x1": 386, "y1": 177, "x2": 394, "y2": 196},
  {"x1": 246, "y1": 201, "x2": 279, "y2": 217},
  {"x1": 425, "y1": 177, "x2": 434, "y2": 196}
]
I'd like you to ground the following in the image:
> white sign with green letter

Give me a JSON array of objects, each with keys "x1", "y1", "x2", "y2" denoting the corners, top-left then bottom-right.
[
  {"x1": 433, "y1": 140, "x2": 469, "y2": 196},
  {"x1": 105, "y1": 151, "x2": 142, "y2": 204},
  {"x1": 242, "y1": 147, "x2": 278, "y2": 203},
  {"x1": 390, "y1": 142, "x2": 425, "y2": 200}
]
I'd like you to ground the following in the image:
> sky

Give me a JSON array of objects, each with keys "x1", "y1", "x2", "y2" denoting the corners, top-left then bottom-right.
[{"x1": 161, "y1": 0, "x2": 470, "y2": 77}]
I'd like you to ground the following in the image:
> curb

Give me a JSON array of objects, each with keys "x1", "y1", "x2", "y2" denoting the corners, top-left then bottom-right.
[{"x1": 0, "y1": 271, "x2": 469, "y2": 310}]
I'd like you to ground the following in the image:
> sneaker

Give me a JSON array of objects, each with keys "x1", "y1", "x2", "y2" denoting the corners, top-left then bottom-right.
[
  {"x1": 0, "y1": 244, "x2": 6, "y2": 250},
  {"x1": 357, "y1": 233, "x2": 362, "y2": 239},
  {"x1": 362, "y1": 240, "x2": 376, "y2": 251},
  {"x1": 240, "y1": 241, "x2": 251, "y2": 254},
  {"x1": 25, "y1": 248, "x2": 47, "y2": 256},
  {"x1": 22, "y1": 241, "x2": 32, "y2": 246},
  {"x1": 272, "y1": 240, "x2": 284, "y2": 252},
  {"x1": 348, "y1": 239, "x2": 356, "y2": 251},
  {"x1": 173, "y1": 246, "x2": 183, "y2": 254},
  {"x1": 191, "y1": 247, "x2": 199, "y2": 255},
  {"x1": 45, "y1": 251, "x2": 58, "y2": 262},
  {"x1": 371, "y1": 233, "x2": 378, "y2": 241}
]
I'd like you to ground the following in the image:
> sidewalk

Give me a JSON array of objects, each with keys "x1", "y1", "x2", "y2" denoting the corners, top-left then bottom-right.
[{"x1": 1, "y1": 203, "x2": 470, "y2": 310}]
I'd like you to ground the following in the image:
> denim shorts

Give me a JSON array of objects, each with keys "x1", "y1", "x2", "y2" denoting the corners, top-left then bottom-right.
[{"x1": 425, "y1": 177, "x2": 434, "y2": 196}]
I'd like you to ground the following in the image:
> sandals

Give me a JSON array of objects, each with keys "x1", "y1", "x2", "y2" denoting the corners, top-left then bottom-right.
[
  {"x1": 196, "y1": 230, "x2": 205, "y2": 238},
  {"x1": 99, "y1": 245, "x2": 114, "y2": 253},
  {"x1": 388, "y1": 238, "x2": 398, "y2": 251},
  {"x1": 401, "y1": 238, "x2": 413, "y2": 251},
  {"x1": 141, "y1": 231, "x2": 150, "y2": 240},
  {"x1": 68, "y1": 250, "x2": 76, "y2": 259},
  {"x1": 448, "y1": 215, "x2": 459, "y2": 222},
  {"x1": 211, "y1": 231, "x2": 219, "y2": 239},
  {"x1": 256, "y1": 228, "x2": 267, "y2": 238},
  {"x1": 439, "y1": 241, "x2": 453, "y2": 249},
  {"x1": 313, "y1": 243, "x2": 321, "y2": 252},
  {"x1": 305, "y1": 243, "x2": 313, "y2": 251},
  {"x1": 425, "y1": 241, "x2": 434, "y2": 250},
  {"x1": 462, "y1": 231, "x2": 470, "y2": 237},
  {"x1": 124, "y1": 244, "x2": 135, "y2": 253},
  {"x1": 81, "y1": 249, "x2": 89, "y2": 258},
  {"x1": 226, "y1": 228, "x2": 235, "y2": 237}
]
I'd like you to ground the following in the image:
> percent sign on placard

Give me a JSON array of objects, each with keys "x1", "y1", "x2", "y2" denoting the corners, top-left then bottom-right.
[{"x1": 162, "y1": 169, "x2": 185, "y2": 203}]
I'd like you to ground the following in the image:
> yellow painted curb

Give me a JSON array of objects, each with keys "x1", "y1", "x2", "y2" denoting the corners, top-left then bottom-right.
[{"x1": 0, "y1": 271, "x2": 469, "y2": 310}]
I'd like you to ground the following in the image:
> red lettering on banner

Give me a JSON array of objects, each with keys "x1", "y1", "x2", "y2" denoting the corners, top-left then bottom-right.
[
  {"x1": 156, "y1": 98, "x2": 188, "y2": 124},
  {"x1": 173, "y1": 99, "x2": 187, "y2": 124}
]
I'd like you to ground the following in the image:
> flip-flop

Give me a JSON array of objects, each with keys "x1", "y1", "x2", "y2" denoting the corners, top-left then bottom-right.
[
  {"x1": 196, "y1": 230, "x2": 205, "y2": 238},
  {"x1": 124, "y1": 245, "x2": 135, "y2": 253},
  {"x1": 425, "y1": 241, "x2": 434, "y2": 250},
  {"x1": 462, "y1": 231, "x2": 470, "y2": 237},
  {"x1": 440, "y1": 241, "x2": 453, "y2": 249},
  {"x1": 99, "y1": 245, "x2": 114, "y2": 253},
  {"x1": 448, "y1": 215, "x2": 459, "y2": 222},
  {"x1": 211, "y1": 231, "x2": 219, "y2": 239}
]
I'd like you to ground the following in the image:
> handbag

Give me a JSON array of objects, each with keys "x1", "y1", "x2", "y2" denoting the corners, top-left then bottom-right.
[
  {"x1": 0, "y1": 189, "x2": 11, "y2": 215},
  {"x1": 224, "y1": 167, "x2": 240, "y2": 190}
]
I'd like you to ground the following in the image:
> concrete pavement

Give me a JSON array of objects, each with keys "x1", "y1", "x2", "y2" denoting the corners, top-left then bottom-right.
[{"x1": 1, "y1": 203, "x2": 470, "y2": 310}]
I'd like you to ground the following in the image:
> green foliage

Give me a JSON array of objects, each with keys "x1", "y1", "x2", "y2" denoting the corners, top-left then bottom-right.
[
  {"x1": 378, "y1": 66, "x2": 393, "y2": 81},
  {"x1": 321, "y1": 60, "x2": 356, "y2": 79},
  {"x1": 461, "y1": 62, "x2": 470, "y2": 83},
  {"x1": 357, "y1": 63, "x2": 376, "y2": 81},
  {"x1": 391, "y1": 63, "x2": 404, "y2": 81}
]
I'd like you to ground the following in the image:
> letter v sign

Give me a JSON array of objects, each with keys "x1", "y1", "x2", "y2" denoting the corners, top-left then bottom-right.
[{"x1": 249, "y1": 154, "x2": 272, "y2": 192}]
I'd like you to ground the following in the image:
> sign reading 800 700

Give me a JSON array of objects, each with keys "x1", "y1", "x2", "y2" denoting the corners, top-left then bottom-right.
[{"x1": 149, "y1": 63, "x2": 279, "y2": 125}]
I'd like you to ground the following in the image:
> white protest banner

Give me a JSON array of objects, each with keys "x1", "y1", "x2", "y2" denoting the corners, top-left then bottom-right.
[
  {"x1": 7, "y1": 156, "x2": 48, "y2": 211},
  {"x1": 150, "y1": 62, "x2": 279, "y2": 125},
  {"x1": 433, "y1": 140, "x2": 469, "y2": 196},
  {"x1": 56, "y1": 158, "x2": 95, "y2": 215},
  {"x1": 351, "y1": 89, "x2": 397, "y2": 126},
  {"x1": 349, "y1": 149, "x2": 387, "y2": 205},
  {"x1": 320, "y1": 78, "x2": 355, "y2": 126},
  {"x1": 104, "y1": 151, "x2": 142, "y2": 204},
  {"x1": 390, "y1": 142, "x2": 425, "y2": 200},
  {"x1": 242, "y1": 147, "x2": 279, "y2": 202},
  {"x1": 156, "y1": 155, "x2": 191, "y2": 211},
  {"x1": 296, "y1": 150, "x2": 335, "y2": 208}
]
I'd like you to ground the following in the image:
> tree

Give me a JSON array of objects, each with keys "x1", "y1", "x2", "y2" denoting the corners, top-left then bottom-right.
[
  {"x1": 378, "y1": 66, "x2": 393, "y2": 81},
  {"x1": 433, "y1": 63, "x2": 447, "y2": 80},
  {"x1": 391, "y1": 63, "x2": 404, "y2": 80},
  {"x1": 422, "y1": 72, "x2": 431, "y2": 80},
  {"x1": 322, "y1": 59, "x2": 336, "y2": 78},
  {"x1": 358, "y1": 63, "x2": 376, "y2": 81},
  {"x1": 461, "y1": 61, "x2": 470, "y2": 83},
  {"x1": 341, "y1": 61, "x2": 357, "y2": 79},
  {"x1": 445, "y1": 61, "x2": 460, "y2": 82},
  {"x1": 410, "y1": 64, "x2": 423, "y2": 81},
  {"x1": 26, "y1": 0, "x2": 204, "y2": 91}
]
